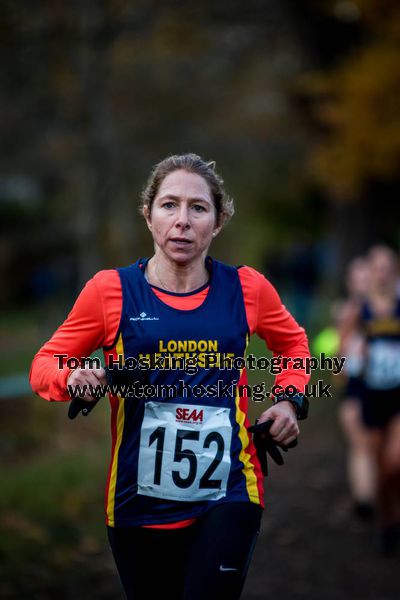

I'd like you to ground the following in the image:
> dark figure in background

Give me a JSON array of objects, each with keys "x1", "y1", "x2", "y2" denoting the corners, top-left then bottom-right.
[
  {"x1": 358, "y1": 246, "x2": 400, "y2": 555},
  {"x1": 338, "y1": 256, "x2": 376, "y2": 520}
]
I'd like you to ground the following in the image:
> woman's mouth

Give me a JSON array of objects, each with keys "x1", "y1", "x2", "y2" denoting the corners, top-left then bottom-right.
[{"x1": 169, "y1": 237, "x2": 192, "y2": 247}]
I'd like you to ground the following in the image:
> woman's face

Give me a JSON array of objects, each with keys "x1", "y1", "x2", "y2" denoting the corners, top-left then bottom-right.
[
  {"x1": 347, "y1": 260, "x2": 369, "y2": 297},
  {"x1": 144, "y1": 169, "x2": 221, "y2": 265},
  {"x1": 369, "y1": 251, "x2": 397, "y2": 288}
]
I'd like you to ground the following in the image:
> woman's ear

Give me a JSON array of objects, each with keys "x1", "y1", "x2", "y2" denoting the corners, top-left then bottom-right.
[
  {"x1": 143, "y1": 205, "x2": 152, "y2": 231},
  {"x1": 212, "y1": 224, "x2": 223, "y2": 239}
]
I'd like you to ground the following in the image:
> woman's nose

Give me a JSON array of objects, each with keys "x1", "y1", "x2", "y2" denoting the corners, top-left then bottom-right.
[{"x1": 175, "y1": 204, "x2": 190, "y2": 228}]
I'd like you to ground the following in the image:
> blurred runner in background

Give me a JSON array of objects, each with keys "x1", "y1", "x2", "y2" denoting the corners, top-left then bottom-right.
[
  {"x1": 359, "y1": 246, "x2": 400, "y2": 555},
  {"x1": 338, "y1": 257, "x2": 376, "y2": 520}
]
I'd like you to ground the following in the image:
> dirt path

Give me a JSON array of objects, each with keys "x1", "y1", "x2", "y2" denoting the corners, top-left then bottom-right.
[{"x1": 243, "y1": 397, "x2": 399, "y2": 600}]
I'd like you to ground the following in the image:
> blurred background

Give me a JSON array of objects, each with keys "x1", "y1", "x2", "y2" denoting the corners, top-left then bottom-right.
[{"x1": 1, "y1": 1, "x2": 399, "y2": 598}]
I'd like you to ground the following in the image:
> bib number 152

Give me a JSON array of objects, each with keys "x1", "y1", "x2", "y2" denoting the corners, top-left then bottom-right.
[{"x1": 137, "y1": 402, "x2": 232, "y2": 502}]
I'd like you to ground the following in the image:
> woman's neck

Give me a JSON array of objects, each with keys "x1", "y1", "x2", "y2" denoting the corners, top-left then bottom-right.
[
  {"x1": 368, "y1": 283, "x2": 397, "y2": 317},
  {"x1": 370, "y1": 281, "x2": 396, "y2": 300},
  {"x1": 146, "y1": 254, "x2": 210, "y2": 293}
]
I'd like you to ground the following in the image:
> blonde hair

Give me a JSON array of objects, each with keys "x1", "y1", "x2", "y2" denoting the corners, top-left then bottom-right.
[{"x1": 140, "y1": 153, "x2": 234, "y2": 227}]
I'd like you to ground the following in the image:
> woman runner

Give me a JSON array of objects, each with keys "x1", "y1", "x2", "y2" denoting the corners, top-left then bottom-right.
[
  {"x1": 30, "y1": 154, "x2": 310, "y2": 599},
  {"x1": 359, "y1": 246, "x2": 400, "y2": 554},
  {"x1": 338, "y1": 256, "x2": 376, "y2": 519}
]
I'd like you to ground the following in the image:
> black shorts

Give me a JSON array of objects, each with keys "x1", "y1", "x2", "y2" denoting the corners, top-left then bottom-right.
[
  {"x1": 361, "y1": 387, "x2": 400, "y2": 429},
  {"x1": 343, "y1": 376, "x2": 364, "y2": 401},
  {"x1": 107, "y1": 501, "x2": 262, "y2": 600}
]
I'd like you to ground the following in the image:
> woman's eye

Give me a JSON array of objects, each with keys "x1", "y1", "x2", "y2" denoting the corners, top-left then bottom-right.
[
  {"x1": 192, "y1": 204, "x2": 206, "y2": 212},
  {"x1": 163, "y1": 202, "x2": 175, "y2": 209}
]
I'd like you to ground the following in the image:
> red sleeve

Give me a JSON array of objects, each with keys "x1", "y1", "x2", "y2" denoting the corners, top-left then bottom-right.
[
  {"x1": 29, "y1": 270, "x2": 122, "y2": 402},
  {"x1": 238, "y1": 266, "x2": 310, "y2": 393}
]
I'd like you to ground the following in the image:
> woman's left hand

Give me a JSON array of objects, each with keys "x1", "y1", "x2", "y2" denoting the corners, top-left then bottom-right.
[{"x1": 257, "y1": 402, "x2": 300, "y2": 446}]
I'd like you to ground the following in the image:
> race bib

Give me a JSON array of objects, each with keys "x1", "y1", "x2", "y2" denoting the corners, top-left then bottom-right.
[
  {"x1": 343, "y1": 336, "x2": 364, "y2": 377},
  {"x1": 366, "y1": 340, "x2": 400, "y2": 389},
  {"x1": 137, "y1": 401, "x2": 232, "y2": 502}
]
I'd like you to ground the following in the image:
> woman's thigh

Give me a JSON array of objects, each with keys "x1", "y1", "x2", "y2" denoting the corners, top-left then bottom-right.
[
  {"x1": 107, "y1": 502, "x2": 263, "y2": 600},
  {"x1": 107, "y1": 525, "x2": 191, "y2": 600},
  {"x1": 183, "y1": 502, "x2": 263, "y2": 600}
]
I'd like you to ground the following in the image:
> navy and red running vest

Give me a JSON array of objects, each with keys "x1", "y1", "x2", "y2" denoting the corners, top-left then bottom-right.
[{"x1": 104, "y1": 257, "x2": 264, "y2": 527}]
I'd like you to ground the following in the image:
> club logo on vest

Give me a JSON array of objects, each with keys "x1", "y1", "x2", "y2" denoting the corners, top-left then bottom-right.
[
  {"x1": 176, "y1": 407, "x2": 204, "y2": 424},
  {"x1": 130, "y1": 312, "x2": 160, "y2": 321}
]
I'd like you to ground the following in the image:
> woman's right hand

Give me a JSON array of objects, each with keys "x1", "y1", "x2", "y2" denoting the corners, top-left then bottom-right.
[{"x1": 67, "y1": 367, "x2": 108, "y2": 401}]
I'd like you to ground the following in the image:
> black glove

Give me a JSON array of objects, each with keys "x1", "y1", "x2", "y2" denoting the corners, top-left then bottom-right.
[
  {"x1": 68, "y1": 364, "x2": 150, "y2": 420},
  {"x1": 67, "y1": 396, "x2": 101, "y2": 419},
  {"x1": 248, "y1": 418, "x2": 298, "y2": 476}
]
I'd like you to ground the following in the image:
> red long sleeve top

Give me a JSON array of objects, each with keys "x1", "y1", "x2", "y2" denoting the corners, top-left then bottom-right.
[{"x1": 30, "y1": 263, "x2": 310, "y2": 528}]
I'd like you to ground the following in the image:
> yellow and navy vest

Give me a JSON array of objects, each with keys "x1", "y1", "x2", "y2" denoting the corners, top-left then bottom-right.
[
  {"x1": 105, "y1": 257, "x2": 263, "y2": 527},
  {"x1": 362, "y1": 297, "x2": 400, "y2": 391}
]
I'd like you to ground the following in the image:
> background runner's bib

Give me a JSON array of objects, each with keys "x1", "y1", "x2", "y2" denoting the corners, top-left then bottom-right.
[
  {"x1": 362, "y1": 298, "x2": 400, "y2": 391},
  {"x1": 343, "y1": 335, "x2": 364, "y2": 378},
  {"x1": 137, "y1": 401, "x2": 232, "y2": 501},
  {"x1": 365, "y1": 340, "x2": 400, "y2": 390}
]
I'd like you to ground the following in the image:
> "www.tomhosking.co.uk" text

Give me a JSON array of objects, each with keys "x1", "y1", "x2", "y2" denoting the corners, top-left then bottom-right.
[{"x1": 67, "y1": 379, "x2": 333, "y2": 402}]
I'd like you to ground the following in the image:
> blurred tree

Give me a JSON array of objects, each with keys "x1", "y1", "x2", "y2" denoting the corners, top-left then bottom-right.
[
  {"x1": 293, "y1": 0, "x2": 400, "y2": 270},
  {"x1": 2, "y1": 0, "x2": 399, "y2": 308},
  {"x1": 0, "y1": 0, "x2": 323, "y2": 308}
]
